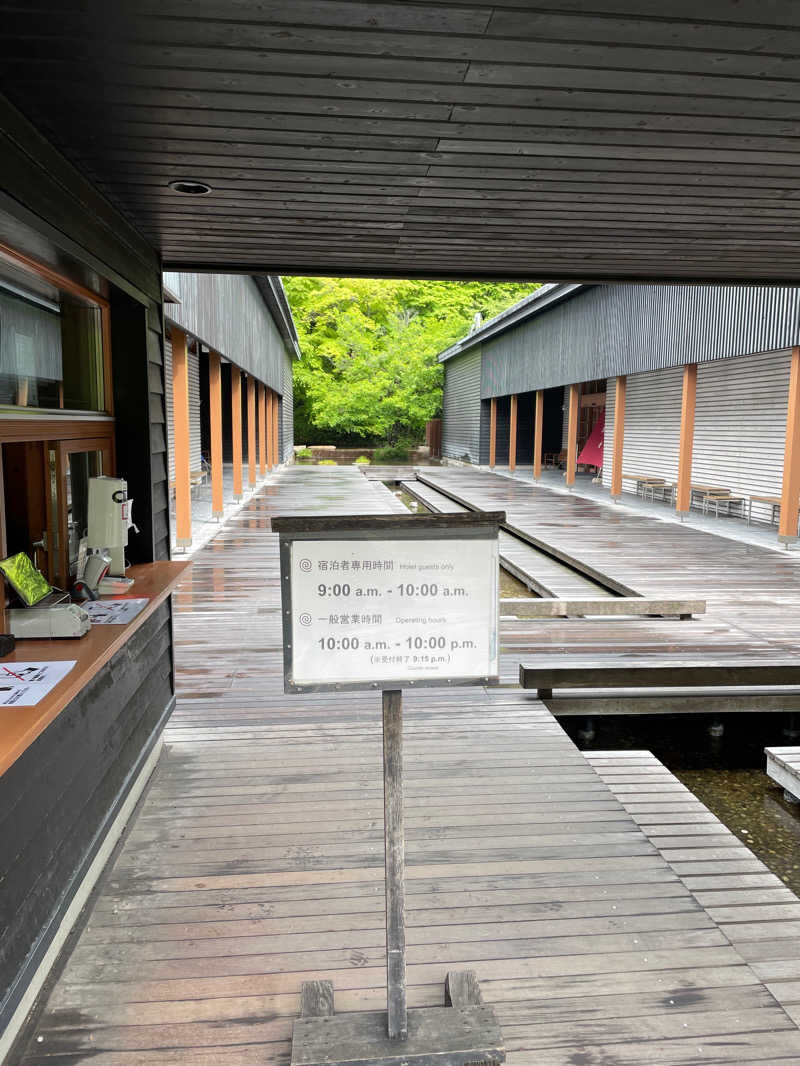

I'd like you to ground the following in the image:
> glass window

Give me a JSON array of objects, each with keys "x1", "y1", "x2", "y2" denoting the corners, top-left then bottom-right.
[{"x1": 0, "y1": 276, "x2": 106, "y2": 412}]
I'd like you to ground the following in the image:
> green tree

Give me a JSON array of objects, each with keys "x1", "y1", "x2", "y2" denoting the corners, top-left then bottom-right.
[{"x1": 283, "y1": 277, "x2": 538, "y2": 445}]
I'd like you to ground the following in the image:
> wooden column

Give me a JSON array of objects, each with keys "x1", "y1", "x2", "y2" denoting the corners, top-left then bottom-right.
[
  {"x1": 610, "y1": 375, "x2": 626, "y2": 500},
  {"x1": 382, "y1": 689, "x2": 407, "y2": 1041},
  {"x1": 508, "y1": 393, "x2": 518, "y2": 471},
  {"x1": 208, "y1": 351, "x2": 223, "y2": 518},
  {"x1": 171, "y1": 328, "x2": 192, "y2": 546},
  {"x1": 272, "y1": 390, "x2": 280, "y2": 466},
  {"x1": 258, "y1": 382, "x2": 267, "y2": 477},
  {"x1": 565, "y1": 383, "x2": 579, "y2": 487},
  {"x1": 266, "y1": 389, "x2": 274, "y2": 470},
  {"x1": 676, "y1": 363, "x2": 697, "y2": 515},
  {"x1": 489, "y1": 397, "x2": 497, "y2": 468},
  {"x1": 533, "y1": 389, "x2": 543, "y2": 479},
  {"x1": 779, "y1": 345, "x2": 800, "y2": 543},
  {"x1": 231, "y1": 367, "x2": 243, "y2": 500},
  {"x1": 247, "y1": 373, "x2": 257, "y2": 487}
]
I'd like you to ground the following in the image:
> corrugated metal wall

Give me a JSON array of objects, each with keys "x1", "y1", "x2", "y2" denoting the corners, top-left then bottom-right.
[
  {"x1": 603, "y1": 350, "x2": 792, "y2": 523},
  {"x1": 480, "y1": 285, "x2": 800, "y2": 398},
  {"x1": 164, "y1": 335, "x2": 202, "y2": 483},
  {"x1": 281, "y1": 350, "x2": 294, "y2": 461},
  {"x1": 602, "y1": 366, "x2": 684, "y2": 492},
  {"x1": 442, "y1": 346, "x2": 482, "y2": 462},
  {"x1": 163, "y1": 272, "x2": 288, "y2": 394}
]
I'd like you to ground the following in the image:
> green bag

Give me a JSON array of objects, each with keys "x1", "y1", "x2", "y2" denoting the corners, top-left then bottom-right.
[{"x1": 0, "y1": 552, "x2": 52, "y2": 607}]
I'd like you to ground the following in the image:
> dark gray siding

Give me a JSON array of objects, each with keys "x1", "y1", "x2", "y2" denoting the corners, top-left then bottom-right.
[
  {"x1": 480, "y1": 285, "x2": 800, "y2": 398},
  {"x1": 146, "y1": 314, "x2": 171, "y2": 562},
  {"x1": 442, "y1": 347, "x2": 482, "y2": 463},
  {"x1": 0, "y1": 95, "x2": 174, "y2": 1038},
  {"x1": 163, "y1": 272, "x2": 288, "y2": 394},
  {"x1": 0, "y1": 605, "x2": 173, "y2": 1032}
]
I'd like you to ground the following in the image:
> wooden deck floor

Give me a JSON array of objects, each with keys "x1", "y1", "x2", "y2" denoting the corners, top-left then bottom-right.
[
  {"x1": 420, "y1": 468, "x2": 800, "y2": 685},
  {"x1": 15, "y1": 467, "x2": 800, "y2": 1065}
]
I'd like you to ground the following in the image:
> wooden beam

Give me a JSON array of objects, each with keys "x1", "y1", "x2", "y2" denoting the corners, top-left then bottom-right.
[
  {"x1": 520, "y1": 661, "x2": 800, "y2": 691},
  {"x1": 171, "y1": 328, "x2": 191, "y2": 547},
  {"x1": 489, "y1": 397, "x2": 497, "y2": 468},
  {"x1": 508, "y1": 393, "x2": 517, "y2": 472},
  {"x1": 610, "y1": 375, "x2": 626, "y2": 500},
  {"x1": 533, "y1": 389, "x2": 543, "y2": 480},
  {"x1": 779, "y1": 345, "x2": 800, "y2": 543},
  {"x1": 258, "y1": 382, "x2": 267, "y2": 477},
  {"x1": 676, "y1": 363, "x2": 697, "y2": 515},
  {"x1": 231, "y1": 367, "x2": 243, "y2": 501},
  {"x1": 208, "y1": 351, "x2": 223, "y2": 518},
  {"x1": 247, "y1": 373, "x2": 257, "y2": 487},
  {"x1": 565, "y1": 383, "x2": 579, "y2": 487}
]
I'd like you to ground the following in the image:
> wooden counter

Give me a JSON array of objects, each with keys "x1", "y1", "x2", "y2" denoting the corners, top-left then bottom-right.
[{"x1": 0, "y1": 561, "x2": 189, "y2": 775}]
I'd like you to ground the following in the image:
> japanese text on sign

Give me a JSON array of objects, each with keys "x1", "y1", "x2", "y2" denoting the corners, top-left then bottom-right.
[{"x1": 288, "y1": 537, "x2": 498, "y2": 688}]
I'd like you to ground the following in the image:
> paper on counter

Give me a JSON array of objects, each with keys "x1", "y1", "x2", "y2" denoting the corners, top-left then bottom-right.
[
  {"x1": 84, "y1": 598, "x2": 149, "y2": 625},
  {"x1": 0, "y1": 661, "x2": 76, "y2": 706}
]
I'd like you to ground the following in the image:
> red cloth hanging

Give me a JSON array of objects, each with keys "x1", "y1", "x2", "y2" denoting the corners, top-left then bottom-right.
[{"x1": 577, "y1": 409, "x2": 605, "y2": 467}]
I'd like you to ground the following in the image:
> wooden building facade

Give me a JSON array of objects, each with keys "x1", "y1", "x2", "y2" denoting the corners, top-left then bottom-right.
[
  {"x1": 440, "y1": 283, "x2": 800, "y2": 541},
  {"x1": 0, "y1": 95, "x2": 298, "y2": 1057},
  {"x1": 162, "y1": 272, "x2": 298, "y2": 547}
]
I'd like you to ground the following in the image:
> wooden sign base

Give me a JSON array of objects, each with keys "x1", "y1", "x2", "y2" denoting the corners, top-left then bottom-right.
[
  {"x1": 288, "y1": 690, "x2": 505, "y2": 1066},
  {"x1": 290, "y1": 972, "x2": 504, "y2": 1066}
]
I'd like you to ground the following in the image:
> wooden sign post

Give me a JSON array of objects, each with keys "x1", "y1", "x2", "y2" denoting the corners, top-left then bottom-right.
[{"x1": 272, "y1": 512, "x2": 506, "y2": 1066}]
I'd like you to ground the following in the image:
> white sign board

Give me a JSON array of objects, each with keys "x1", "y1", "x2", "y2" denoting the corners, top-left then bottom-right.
[{"x1": 287, "y1": 536, "x2": 499, "y2": 689}]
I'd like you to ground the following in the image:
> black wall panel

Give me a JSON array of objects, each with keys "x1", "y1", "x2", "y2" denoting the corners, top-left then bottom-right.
[{"x1": 0, "y1": 606, "x2": 174, "y2": 1031}]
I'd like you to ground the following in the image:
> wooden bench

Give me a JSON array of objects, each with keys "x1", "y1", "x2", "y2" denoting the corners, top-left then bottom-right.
[
  {"x1": 748, "y1": 494, "x2": 782, "y2": 526},
  {"x1": 621, "y1": 474, "x2": 666, "y2": 499},
  {"x1": 169, "y1": 469, "x2": 207, "y2": 497},
  {"x1": 689, "y1": 482, "x2": 729, "y2": 506},
  {"x1": 519, "y1": 660, "x2": 800, "y2": 716},
  {"x1": 501, "y1": 597, "x2": 705, "y2": 619},
  {"x1": 543, "y1": 450, "x2": 566, "y2": 468},
  {"x1": 702, "y1": 492, "x2": 746, "y2": 518}
]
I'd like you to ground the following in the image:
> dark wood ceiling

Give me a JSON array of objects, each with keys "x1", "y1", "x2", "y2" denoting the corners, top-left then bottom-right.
[{"x1": 3, "y1": 1, "x2": 800, "y2": 282}]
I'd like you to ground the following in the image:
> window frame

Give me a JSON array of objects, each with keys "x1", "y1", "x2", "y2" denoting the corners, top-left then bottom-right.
[
  {"x1": 0, "y1": 241, "x2": 116, "y2": 590},
  {"x1": 0, "y1": 239, "x2": 113, "y2": 417}
]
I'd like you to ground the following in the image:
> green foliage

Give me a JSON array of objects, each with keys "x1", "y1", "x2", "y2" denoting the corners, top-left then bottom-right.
[
  {"x1": 284, "y1": 277, "x2": 538, "y2": 444},
  {"x1": 295, "y1": 447, "x2": 313, "y2": 460},
  {"x1": 317, "y1": 459, "x2": 337, "y2": 465},
  {"x1": 374, "y1": 442, "x2": 411, "y2": 463},
  {"x1": 354, "y1": 455, "x2": 371, "y2": 465}
]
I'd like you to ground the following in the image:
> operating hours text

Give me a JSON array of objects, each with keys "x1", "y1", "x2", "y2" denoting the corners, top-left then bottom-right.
[
  {"x1": 317, "y1": 582, "x2": 467, "y2": 598},
  {"x1": 317, "y1": 635, "x2": 476, "y2": 652}
]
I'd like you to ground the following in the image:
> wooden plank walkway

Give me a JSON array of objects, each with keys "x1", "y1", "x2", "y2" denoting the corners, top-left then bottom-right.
[
  {"x1": 587, "y1": 750, "x2": 800, "y2": 1030},
  {"x1": 401, "y1": 478, "x2": 610, "y2": 600},
  {"x1": 766, "y1": 748, "x2": 800, "y2": 802},
  {"x1": 14, "y1": 467, "x2": 800, "y2": 1065},
  {"x1": 420, "y1": 469, "x2": 800, "y2": 684}
]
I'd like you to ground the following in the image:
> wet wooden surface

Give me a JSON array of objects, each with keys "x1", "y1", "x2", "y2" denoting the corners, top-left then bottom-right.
[
  {"x1": 16, "y1": 467, "x2": 800, "y2": 1065},
  {"x1": 419, "y1": 468, "x2": 800, "y2": 684},
  {"x1": 588, "y1": 750, "x2": 800, "y2": 1031}
]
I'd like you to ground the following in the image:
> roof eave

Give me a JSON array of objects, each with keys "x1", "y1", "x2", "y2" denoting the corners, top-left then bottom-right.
[{"x1": 437, "y1": 283, "x2": 586, "y2": 363}]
